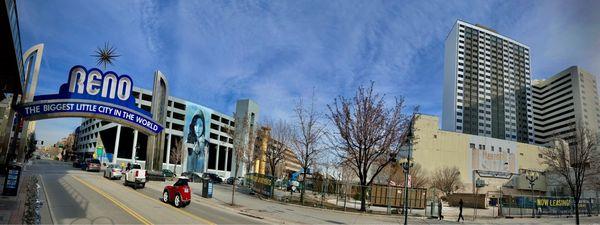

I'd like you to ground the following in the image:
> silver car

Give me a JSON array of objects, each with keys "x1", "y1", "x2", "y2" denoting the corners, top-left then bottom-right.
[{"x1": 104, "y1": 164, "x2": 123, "y2": 179}]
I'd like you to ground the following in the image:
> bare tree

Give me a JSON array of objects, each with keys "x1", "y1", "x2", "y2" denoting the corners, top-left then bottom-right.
[
  {"x1": 541, "y1": 126, "x2": 599, "y2": 225},
  {"x1": 398, "y1": 163, "x2": 429, "y2": 188},
  {"x1": 226, "y1": 114, "x2": 256, "y2": 206},
  {"x1": 431, "y1": 166, "x2": 463, "y2": 196},
  {"x1": 169, "y1": 138, "x2": 183, "y2": 175},
  {"x1": 292, "y1": 94, "x2": 325, "y2": 205},
  {"x1": 327, "y1": 83, "x2": 416, "y2": 211},
  {"x1": 265, "y1": 119, "x2": 293, "y2": 178}
]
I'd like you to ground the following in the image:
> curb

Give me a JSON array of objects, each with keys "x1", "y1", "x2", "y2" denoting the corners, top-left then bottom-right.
[
  {"x1": 145, "y1": 181, "x2": 288, "y2": 224},
  {"x1": 258, "y1": 194, "x2": 431, "y2": 220}
]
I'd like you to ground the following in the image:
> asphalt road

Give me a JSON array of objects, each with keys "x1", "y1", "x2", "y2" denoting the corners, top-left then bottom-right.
[{"x1": 29, "y1": 159, "x2": 265, "y2": 225}]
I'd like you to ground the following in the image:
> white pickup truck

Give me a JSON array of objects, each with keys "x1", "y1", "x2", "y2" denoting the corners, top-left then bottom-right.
[{"x1": 123, "y1": 164, "x2": 146, "y2": 189}]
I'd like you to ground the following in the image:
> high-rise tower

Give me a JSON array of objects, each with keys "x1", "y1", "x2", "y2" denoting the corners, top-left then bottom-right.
[{"x1": 442, "y1": 20, "x2": 534, "y2": 143}]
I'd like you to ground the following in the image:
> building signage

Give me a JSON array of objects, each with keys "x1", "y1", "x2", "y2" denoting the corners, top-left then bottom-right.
[
  {"x1": 17, "y1": 65, "x2": 163, "y2": 135},
  {"x1": 536, "y1": 198, "x2": 571, "y2": 207}
]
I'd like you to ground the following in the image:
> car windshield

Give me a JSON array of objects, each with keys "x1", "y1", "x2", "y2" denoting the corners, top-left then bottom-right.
[
  {"x1": 90, "y1": 159, "x2": 100, "y2": 163},
  {"x1": 132, "y1": 164, "x2": 142, "y2": 169},
  {"x1": 174, "y1": 179, "x2": 189, "y2": 186},
  {"x1": 112, "y1": 165, "x2": 121, "y2": 169}
]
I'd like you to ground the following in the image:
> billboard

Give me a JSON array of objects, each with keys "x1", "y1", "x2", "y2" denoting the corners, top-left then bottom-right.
[
  {"x1": 183, "y1": 102, "x2": 212, "y2": 172},
  {"x1": 468, "y1": 136, "x2": 518, "y2": 175},
  {"x1": 471, "y1": 150, "x2": 517, "y2": 173}
]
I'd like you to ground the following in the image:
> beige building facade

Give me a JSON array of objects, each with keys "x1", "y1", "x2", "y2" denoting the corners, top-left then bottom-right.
[
  {"x1": 411, "y1": 114, "x2": 547, "y2": 195},
  {"x1": 532, "y1": 66, "x2": 600, "y2": 145}
]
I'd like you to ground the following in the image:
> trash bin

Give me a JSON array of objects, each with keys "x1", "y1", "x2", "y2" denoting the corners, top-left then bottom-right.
[
  {"x1": 2, "y1": 164, "x2": 22, "y2": 196},
  {"x1": 202, "y1": 178, "x2": 213, "y2": 198}
]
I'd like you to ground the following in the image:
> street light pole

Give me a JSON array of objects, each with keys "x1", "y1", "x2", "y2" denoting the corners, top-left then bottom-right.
[
  {"x1": 402, "y1": 116, "x2": 414, "y2": 225},
  {"x1": 525, "y1": 170, "x2": 539, "y2": 218}
]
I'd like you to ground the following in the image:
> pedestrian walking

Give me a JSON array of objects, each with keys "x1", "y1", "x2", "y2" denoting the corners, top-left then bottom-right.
[
  {"x1": 438, "y1": 200, "x2": 444, "y2": 220},
  {"x1": 458, "y1": 199, "x2": 465, "y2": 222},
  {"x1": 126, "y1": 162, "x2": 131, "y2": 172}
]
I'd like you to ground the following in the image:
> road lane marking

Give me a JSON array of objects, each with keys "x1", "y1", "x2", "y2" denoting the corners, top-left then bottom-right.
[
  {"x1": 39, "y1": 175, "x2": 55, "y2": 225},
  {"x1": 90, "y1": 174, "x2": 217, "y2": 225},
  {"x1": 126, "y1": 185, "x2": 216, "y2": 225},
  {"x1": 71, "y1": 175, "x2": 153, "y2": 225}
]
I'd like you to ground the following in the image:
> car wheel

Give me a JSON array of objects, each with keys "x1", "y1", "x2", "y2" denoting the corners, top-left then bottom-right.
[
  {"x1": 174, "y1": 194, "x2": 182, "y2": 208},
  {"x1": 162, "y1": 191, "x2": 170, "y2": 203},
  {"x1": 140, "y1": 183, "x2": 145, "y2": 188}
]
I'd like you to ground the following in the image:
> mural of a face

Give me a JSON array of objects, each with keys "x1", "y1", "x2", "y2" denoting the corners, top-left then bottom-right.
[
  {"x1": 184, "y1": 106, "x2": 210, "y2": 173},
  {"x1": 194, "y1": 118, "x2": 204, "y2": 140}
]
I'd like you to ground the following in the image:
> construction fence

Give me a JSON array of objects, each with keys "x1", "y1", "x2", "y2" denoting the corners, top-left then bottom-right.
[
  {"x1": 498, "y1": 195, "x2": 600, "y2": 218},
  {"x1": 245, "y1": 174, "x2": 600, "y2": 219},
  {"x1": 246, "y1": 174, "x2": 428, "y2": 212}
]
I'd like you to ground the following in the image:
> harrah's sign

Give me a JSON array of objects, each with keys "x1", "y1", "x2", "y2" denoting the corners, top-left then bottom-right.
[{"x1": 18, "y1": 65, "x2": 163, "y2": 135}]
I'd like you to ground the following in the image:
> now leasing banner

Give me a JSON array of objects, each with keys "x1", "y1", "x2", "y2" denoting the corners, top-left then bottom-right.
[{"x1": 17, "y1": 65, "x2": 163, "y2": 135}]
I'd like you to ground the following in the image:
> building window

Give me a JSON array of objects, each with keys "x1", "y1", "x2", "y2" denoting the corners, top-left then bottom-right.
[
  {"x1": 470, "y1": 143, "x2": 476, "y2": 149},
  {"x1": 491, "y1": 146, "x2": 494, "y2": 151},
  {"x1": 538, "y1": 154, "x2": 543, "y2": 158}
]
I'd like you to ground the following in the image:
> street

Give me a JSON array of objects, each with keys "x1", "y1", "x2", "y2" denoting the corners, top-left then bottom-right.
[
  {"x1": 29, "y1": 159, "x2": 264, "y2": 225},
  {"x1": 19, "y1": 159, "x2": 600, "y2": 225}
]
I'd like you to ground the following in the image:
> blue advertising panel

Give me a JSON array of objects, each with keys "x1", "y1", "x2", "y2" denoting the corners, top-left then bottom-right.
[
  {"x1": 183, "y1": 102, "x2": 212, "y2": 172},
  {"x1": 16, "y1": 65, "x2": 163, "y2": 135}
]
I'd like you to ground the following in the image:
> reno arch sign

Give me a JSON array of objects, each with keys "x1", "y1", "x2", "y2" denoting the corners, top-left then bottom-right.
[{"x1": 17, "y1": 65, "x2": 163, "y2": 135}]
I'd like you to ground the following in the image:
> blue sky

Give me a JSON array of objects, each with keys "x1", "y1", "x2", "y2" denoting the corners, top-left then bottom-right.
[{"x1": 17, "y1": 0, "x2": 600, "y2": 144}]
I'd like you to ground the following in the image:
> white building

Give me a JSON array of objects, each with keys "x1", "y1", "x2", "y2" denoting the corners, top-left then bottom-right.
[
  {"x1": 442, "y1": 20, "x2": 534, "y2": 143},
  {"x1": 75, "y1": 87, "x2": 258, "y2": 178},
  {"x1": 532, "y1": 66, "x2": 600, "y2": 145}
]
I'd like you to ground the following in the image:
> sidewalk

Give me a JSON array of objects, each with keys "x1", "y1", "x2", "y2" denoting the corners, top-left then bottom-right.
[
  {"x1": 144, "y1": 180, "x2": 600, "y2": 224},
  {"x1": 0, "y1": 173, "x2": 29, "y2": 224},
  {"x1": 144, "y1": 180, "x2": 432, "y2": 224}
]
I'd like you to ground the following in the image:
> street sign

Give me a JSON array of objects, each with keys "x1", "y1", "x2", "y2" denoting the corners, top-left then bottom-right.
[{"x1": 96, "y1": 146, "x2": 104, "y2": 156}]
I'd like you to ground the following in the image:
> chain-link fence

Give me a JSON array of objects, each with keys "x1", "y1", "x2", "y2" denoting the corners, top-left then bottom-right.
[
  {"x1": 246, "y1": 174, "x2": 427, "y2": 213},
  {"x1": 245, "y1": 173, "x2": 600, "y2": 218}
]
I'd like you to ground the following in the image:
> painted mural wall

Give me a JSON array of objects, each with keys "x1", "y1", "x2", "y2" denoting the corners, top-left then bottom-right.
[{"x1": 183, "y1": 102, "x2": 212, "y2": 173}]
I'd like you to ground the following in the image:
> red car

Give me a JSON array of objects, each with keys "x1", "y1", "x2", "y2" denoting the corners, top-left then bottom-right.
[{"x1": 162, "y1": 177, "x2": 191, "y2": 207}]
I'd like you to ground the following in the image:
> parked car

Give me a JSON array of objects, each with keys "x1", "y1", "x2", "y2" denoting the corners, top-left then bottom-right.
[
  {"x1": 162, "y1": 169, "x2": 175, "y2": 178},
  {"x1": 72, "y1": 159, "x2": 82, "y2": 168},
  {"x1": 202, "y1": 172, "x2": 223, "y2": 183},
  {"x1": 104, "y1": 164, "x2": 123, "y2": 179},
  {"x1": 181, "y1": 172, "x2": 203, "y2": 183},
  {"x1": 85, "y1": 159, "x2": 101, "y2": 172},
  {"x1": 123, "y1": 164, "x2": 146, "y2": 189},
  {"x1": 226, "y1": 177, "x2": 244, "y2": 185},
  {"x1": 162, "y1": 177, "x2": 192, "y2": 208}
]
